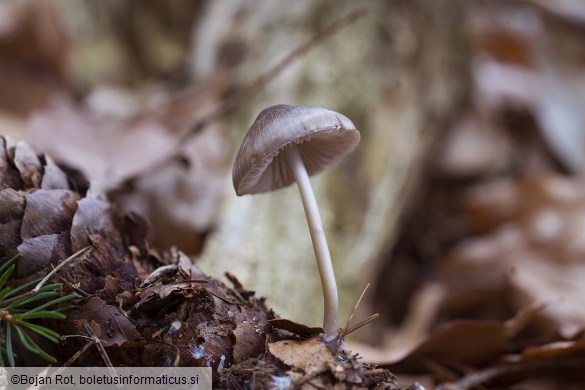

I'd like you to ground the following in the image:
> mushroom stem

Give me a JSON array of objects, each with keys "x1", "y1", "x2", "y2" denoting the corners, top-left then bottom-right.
[{"x1": 284, "y1": 144, "x2": 339, "y2": 336}]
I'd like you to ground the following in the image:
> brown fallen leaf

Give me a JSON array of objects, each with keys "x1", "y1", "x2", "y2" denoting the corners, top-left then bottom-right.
[
  {"x1": 28, "y1": 81, "x2": 230, "y2": 254},
  {"x1": 0, "y1": 0, "x2": 70, "y2": 118},
  {"x1": 522, "y1": 334, "x2": 585, "y2": 360},
  {"x1": 380, "y1": 305, "x2": 541, "y2": 372},
  {"x1": 437, "y1": 357, "x2": 585, "y2": 390},
  {"x1": 437, "y1": 332, "x2": 585, "y2": 389},
  {"x1": 267, "y1": 335, "x2": 397, "y2": 388},
  {"x1": 135, "y1": 283, "x2": 199, "y2": 311},
  {"x1": 448, "y1": 177, "x2": 585, "y2": 334},
  {"x1": 268, "y1": 318, "x2": 323, "y2": 339},
  {"x1": 73, "y1": 297, "x2": 141, "y2": 348},
  {"x1": 268, "y1": 336, "x2": 336, "y2": 377},
  {"x1": 27, "y1": 98, "x2": 178, "y2": 190}
]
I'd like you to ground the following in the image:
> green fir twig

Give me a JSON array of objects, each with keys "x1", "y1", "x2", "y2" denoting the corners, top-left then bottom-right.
[{"x1": 0, "y1": 254, "x2": 78, "y2": 366}]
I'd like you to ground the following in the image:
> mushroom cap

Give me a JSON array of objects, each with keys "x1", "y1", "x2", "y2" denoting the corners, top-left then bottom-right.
[{"x1": 233, "y1": 104, "x2": 360, "y2": 195}]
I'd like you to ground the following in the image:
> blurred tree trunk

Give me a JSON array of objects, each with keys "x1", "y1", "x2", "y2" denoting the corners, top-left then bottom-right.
[
  {"x1": 363, "y1": 0, "x2": 472, "y2": 334},
  {"x1": 197, "y1": 0, "x2": 471, "y2": 335}
]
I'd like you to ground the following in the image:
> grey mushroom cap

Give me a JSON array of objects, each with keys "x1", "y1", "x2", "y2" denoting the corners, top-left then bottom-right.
[{"x1": 233, "y1": 104, "x2": 360, "y2": 195}]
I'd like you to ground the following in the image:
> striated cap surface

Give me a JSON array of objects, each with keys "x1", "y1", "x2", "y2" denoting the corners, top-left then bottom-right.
[{"x1": 233, "y1": 105, "x2": 360, "y2": 195}]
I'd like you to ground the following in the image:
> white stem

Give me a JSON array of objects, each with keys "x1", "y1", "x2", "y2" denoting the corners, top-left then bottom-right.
[{"x1": 284, "y1": 144, "x2": 339, "y2": 336}]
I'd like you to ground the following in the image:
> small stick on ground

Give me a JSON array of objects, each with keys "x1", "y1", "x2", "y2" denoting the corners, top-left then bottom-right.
[
  {"x1": 33, "y1": 246, "x2": 92, "y2": 293},
  {"x1": 0, "y1": 247, "x2": 92, "y2": 306},
  {"x1": 53, "y1": 274, "x2": 92, "y2": 298},
  {"x1": 83, "y1": 322, "x2": 115, "y2": 371},
  {"x1": 343, "y1": 313, "x2": 379, "y2": 336},
  {"x1": 341, "y1": 283, "x2": 378, "y2": 339},
  {"x1": 59, "y1": 338, "x2": 94, "y2": 368},
  {"x1": 293, "y1": 369, "x2": 329, "y2": 389}
]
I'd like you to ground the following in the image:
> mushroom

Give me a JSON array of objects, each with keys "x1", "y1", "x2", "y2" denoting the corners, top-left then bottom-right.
[{"x1": 233, "y1": 104, "x2": 360, "y2": 337}]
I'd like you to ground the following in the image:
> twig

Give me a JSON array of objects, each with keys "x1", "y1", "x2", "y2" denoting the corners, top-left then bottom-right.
[
  {"x1": 343, "y1": 313, "x2": 379, "y2": 336},
  {"x1": 341, "y1": 283, "x2": 371, "y2": 339},
  {"x1": 82, "y1": 323, "x2": 125, "y2": 389},
  {"x1": 83, "y1": 323, "x2": 116, "y2": 372},
  {"x1": 33, "y1": 246, "x2": 92, "y2": 293},
  {"x1": 120, "y1": 5, "x2": 368, "y2": 187},
  {"x1": 0, "y1": 247, "x2": 91, "y2": 306},
  {"x1": 192, "y1": 4, "x2": 369, "y2": 132},
  {"x1": 293, "y1": 369, "x2": 329, "y2": 389},
  {"x1": 340, "y1": 283, "x2": 379, "y2": 339},
  {"x1": 54, "y1": 273, "x2": 92, "y2": 298},
  {"x1": 59, "y1": 339, "x2": 94, "y2": 368},
  {"x1": 334, "y1": 282, "x2": 380, "y2": 338}
]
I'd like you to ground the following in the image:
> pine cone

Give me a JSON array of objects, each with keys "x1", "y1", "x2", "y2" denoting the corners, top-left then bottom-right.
[
  {"x1": 0, "y1": 135, "x2": 150, "y2": 291},
  {"x1": 0, "y1": 134, "x2": 265, "y2": 371}
]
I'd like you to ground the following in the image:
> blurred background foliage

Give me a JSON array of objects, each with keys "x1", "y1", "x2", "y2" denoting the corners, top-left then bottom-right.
[{"x1": 2, "y1": 0, "x2": 585, "y2": 386}]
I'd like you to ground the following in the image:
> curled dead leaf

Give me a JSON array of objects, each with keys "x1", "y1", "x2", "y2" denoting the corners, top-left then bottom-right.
[
  {"x1": 74, "y1": 297, "x2": 141, "y2": 348},
  {"x1": 268, "y1": 336, "x2": 336, "y2": 378}
]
